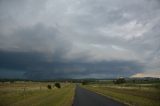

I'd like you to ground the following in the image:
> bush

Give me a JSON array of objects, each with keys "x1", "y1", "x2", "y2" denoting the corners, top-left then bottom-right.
[
  {"x1": 82, "y1": 81, "x2": 88, "y2": 85},
  {"x1": 113, "y1": 78, "x2": 126, "y2": 84},
  {"x1": 47, "y1": 84, "x2": 52, "y2": 89},
  {"x1": 55, "y1": 83, "x2": 61, "y2": 88}
]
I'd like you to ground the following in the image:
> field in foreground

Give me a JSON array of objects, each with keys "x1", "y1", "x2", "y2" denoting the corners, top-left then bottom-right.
[
  {"x1": 0, "y1": 82, "x2": 75, "y2": 106},
  {"x1": 83, "y1": 83, "x2": 160, "y2": 106}
]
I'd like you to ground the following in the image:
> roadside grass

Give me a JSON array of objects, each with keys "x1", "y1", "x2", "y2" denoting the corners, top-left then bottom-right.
[
  {"x1": 83, "y1": 84, "x2": 160, "y2": 106},
  {"x1": 0, "y1": 82, "x2": 75, "y2": 106}
]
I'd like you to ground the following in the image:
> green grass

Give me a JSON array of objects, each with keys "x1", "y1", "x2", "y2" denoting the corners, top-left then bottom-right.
[
  {"x1": 83, "y1": 84, "x2": 160, "y2": 106},
  {"x1": 0, "y1": 82, "x2": 75, "y2": 106}
]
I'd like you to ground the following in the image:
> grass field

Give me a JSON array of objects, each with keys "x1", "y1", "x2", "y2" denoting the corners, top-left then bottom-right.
[
  {"x1": 83, "y1": 83, "x2": 160, "y2": 106},
  {"x1": 0, "y1": 82, "x2": 75, "y2": 106}
]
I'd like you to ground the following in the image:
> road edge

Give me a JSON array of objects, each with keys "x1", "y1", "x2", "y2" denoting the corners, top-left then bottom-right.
[{"x1": 81, "y1": 86, "x2": 130, "y2": 106}]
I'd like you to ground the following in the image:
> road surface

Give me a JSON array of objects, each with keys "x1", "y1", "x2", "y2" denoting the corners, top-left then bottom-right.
[{"x1": 73, "y1": 86, "x2": 126, "y2": 106}]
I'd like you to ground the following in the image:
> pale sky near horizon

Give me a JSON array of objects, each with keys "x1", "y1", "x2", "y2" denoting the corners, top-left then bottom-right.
[{"x1": 0, "y1": 0, "x2": 160, "y2": 79}]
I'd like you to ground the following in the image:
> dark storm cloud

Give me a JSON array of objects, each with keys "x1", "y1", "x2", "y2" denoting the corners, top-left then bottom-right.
[
  {"x1": 0, "y1": 0, "x2": 160, "y2": 79},
  {"x1": 0, "y1": 50, "x2": 144, "y2": 79}
]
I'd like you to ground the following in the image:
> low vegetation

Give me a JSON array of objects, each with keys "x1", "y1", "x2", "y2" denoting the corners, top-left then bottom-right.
[
  {"x1": 0, "y1": 82, "x2": 75, "y2": 106},
  {"x1": 82, "y1": 79, "x2": 160, "y2": 106}
]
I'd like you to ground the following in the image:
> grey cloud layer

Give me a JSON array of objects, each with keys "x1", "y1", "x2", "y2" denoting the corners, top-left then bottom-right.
[
  {"x1": 0, "y1": 0, "x2": 160, "y2": 79},
  {"x1": 0, "y1": 50, "x2": 144, "y2": 79}
]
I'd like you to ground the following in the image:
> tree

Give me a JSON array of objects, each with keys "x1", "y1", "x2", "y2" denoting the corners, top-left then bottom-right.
[
  {"x1": 55, "y1": 83, "x2": 61, "y2": 88},
  {"x1": 47, "y1": 84, "x2": 52, "y2": 89},
  {"x1": 113, "y1": 78, "x2": 126, "y2": 84},
  {"x1": 82, "y1": 81, "x2": 88, "y2": 85}
]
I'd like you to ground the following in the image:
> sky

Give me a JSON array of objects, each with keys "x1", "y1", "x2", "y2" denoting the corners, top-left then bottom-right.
[{"x1": 0, "y1": 0, "x2": 160, "y2": 79}]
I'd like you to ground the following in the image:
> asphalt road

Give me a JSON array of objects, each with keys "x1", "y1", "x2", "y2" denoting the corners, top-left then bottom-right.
[{"x1": 73, "y1": 86, "x2": 126, "y2": 106}]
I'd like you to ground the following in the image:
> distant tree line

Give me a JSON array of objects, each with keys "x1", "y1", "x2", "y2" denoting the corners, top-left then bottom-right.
[{"x1": 113, "y1": 78, "x2": 126, "y2": 84}]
